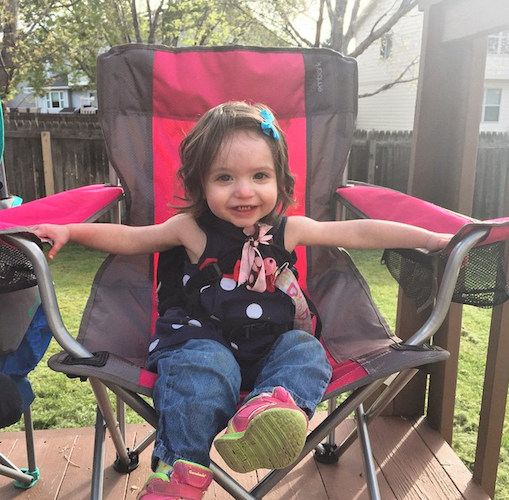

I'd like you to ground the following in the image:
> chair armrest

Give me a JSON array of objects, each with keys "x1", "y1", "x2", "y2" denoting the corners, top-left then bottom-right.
[
  {"x1": 336, "y1": 183, "x2": 509, "y2": 246},
  {"x1": 404, "y1": 226, "x2": 490, "y2": 346},
  {"x1": 0, "y1": 184, "x2": 123, "y2": 227},
  {"x1": 338, "y1": 183, "x2": 509, "y2": 309}
]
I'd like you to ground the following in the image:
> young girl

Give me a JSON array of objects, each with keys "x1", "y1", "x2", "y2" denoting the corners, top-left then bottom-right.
[{"x1": 32, "y1": 102, "x2": 452, "y2": 500}]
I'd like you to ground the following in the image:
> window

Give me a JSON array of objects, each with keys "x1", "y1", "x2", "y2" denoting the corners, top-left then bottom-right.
[
  {"x1": 482, "y1": 88, "x2": 502, "y2": 122},
  {"x1": 488, "y1": 31, "x2": 509, "y2": 55},
  {"x1": 380, "y1": 33, "x2": 393, "y2": 59},
  {"x1": 46, "y1": 91, "x2": 65, "y2": 110}
]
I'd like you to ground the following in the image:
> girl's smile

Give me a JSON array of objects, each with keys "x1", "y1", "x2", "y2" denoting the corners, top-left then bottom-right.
[{"x1": 205, "y1": 130, "x2": 279, "y2": 228}]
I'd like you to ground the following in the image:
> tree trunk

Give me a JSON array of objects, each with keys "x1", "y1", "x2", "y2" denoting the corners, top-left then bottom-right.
[
  {"x1": 0, "y1": 0, "x2": 19, "y2": 98},
  {"x1": 328, "y1": 0, "x2": 347, "y2": 52}
]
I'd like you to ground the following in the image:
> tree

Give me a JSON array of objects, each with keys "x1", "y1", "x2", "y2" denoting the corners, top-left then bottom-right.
[
  {"x1": 276, "y1": 0, "x2": 420, "y2": 96},
  {"x1": 1, "y1": 0, "x2": 298, "y2": 98},
  {"x1": 0, "y1": 0, "x2": 418, "y2": 101}
]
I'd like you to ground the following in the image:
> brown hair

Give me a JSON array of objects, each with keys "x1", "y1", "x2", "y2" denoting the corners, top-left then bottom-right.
[{"x1": 176, "y1": 101, "x2": 295, "y2": 223}]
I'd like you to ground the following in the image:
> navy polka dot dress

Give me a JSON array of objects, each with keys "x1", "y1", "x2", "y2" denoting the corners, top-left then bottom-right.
[{"x1": 150, "y1": 212, "x2": 297, "y2": 364}]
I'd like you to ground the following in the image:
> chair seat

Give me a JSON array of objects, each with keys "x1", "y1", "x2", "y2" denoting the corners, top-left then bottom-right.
[{"x1": 49, "y1": 339, "x2": 449, "y2": 402}]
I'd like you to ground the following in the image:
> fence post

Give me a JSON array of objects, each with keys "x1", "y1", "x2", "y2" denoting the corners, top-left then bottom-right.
[
  {"x1": 41, "y1": 131, "x2": 55, "y2": 196},
  {"x1": 367, "y1": 131, "x2": 377, "y2": 184}
]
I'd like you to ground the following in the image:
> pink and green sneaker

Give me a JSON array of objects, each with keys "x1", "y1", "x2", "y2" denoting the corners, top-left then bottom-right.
[
  {"x1": 214, "y1": 386, "x2": 308, "y2": 473},
  {"x1": 136, "y1": 459, "x2": 212, "y2": 500}
]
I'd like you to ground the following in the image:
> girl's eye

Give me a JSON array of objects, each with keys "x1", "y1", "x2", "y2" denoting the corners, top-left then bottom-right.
[
  {"x1": 217, "y1": 174, "x2": 232, "y2": 182},
  {"x1": 254, "y1": 172, "x2": 268, "y2": 180}
]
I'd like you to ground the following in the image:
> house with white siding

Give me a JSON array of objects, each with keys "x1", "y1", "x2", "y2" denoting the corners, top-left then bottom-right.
[
  {"x1": 8, "y1": 75, "x2": 97, "y2": 114},
  {"x1": 355, "y1": 2, "x2": 509, "y2": 133}
]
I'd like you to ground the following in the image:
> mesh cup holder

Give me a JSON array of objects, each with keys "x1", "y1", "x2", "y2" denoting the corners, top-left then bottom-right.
[
  {"x1": 0, "y1": 241, "x2": 40, "y2": 354},
  {"x1": 383, "y1": 241, "x2": 509, "y2": 311},
  {"x1": 0, "y1": 242, "x2": 37, "y2": 293}
]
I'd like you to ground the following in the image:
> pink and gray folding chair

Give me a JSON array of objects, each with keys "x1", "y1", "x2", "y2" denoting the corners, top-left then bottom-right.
[{"x1": 3, "y1": 45, "x2": 505, "y2": 500}]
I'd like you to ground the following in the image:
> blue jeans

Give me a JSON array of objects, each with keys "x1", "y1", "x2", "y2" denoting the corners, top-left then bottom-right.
[{"x1": 146, "y1": 330, "x2": 332, "y2": 469}]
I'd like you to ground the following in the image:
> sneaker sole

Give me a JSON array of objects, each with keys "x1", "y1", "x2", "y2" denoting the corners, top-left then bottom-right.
[{"x1": 214, "y1": 408, "x2": 308, "y2": 473}]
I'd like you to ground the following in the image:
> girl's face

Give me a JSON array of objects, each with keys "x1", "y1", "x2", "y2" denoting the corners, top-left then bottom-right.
[{"x1": 204, "y1": 130, "x2": 278, "y2": 228}]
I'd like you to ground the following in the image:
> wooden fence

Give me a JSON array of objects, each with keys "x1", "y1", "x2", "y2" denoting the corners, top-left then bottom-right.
[
  {"x1": 349, "y1": 130, "x2": 509, "y2": 220},
  {"x1": 2, "y1": 115, "x2": 509, "y2": 220},
  {"x1": 2, "y1": 113, "x2": 110, "y2": 203}
]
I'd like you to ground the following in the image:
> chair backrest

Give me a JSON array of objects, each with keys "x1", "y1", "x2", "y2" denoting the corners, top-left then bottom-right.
[{"x1": 80, "y1": 44, "x2": 392, "y2": 366}]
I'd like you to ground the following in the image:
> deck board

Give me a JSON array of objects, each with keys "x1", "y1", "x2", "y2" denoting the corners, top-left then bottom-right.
[
  {"x1": 413, "y1": 418, "x2": 490, "y2": 500},
  {"x1": 371, "y1": 417, "x2": 463, "y2": 499},
  {"x1": 0, "y1": 415, "x2": 491, "y2": 499}
]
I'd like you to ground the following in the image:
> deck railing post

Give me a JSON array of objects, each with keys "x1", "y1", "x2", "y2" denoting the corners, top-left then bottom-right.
[
  {"x1": 395, "y1": 0, "x2": 488, "y2": 440},
  {"x1": 473, "y1": 193, "x2": 509, "y2": 497},
  {"x1": 474, "y1": 293, "x2": 509, "y2": 498}
]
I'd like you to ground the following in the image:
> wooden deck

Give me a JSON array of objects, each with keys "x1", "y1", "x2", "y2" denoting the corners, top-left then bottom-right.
[{"x1": 0, "y1": 414, "x2": 490, "y2": 500}]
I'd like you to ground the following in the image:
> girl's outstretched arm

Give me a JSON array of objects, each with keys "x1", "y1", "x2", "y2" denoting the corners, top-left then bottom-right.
[
  {"x1": 285, "y1": 216, "x2": 453, "y2": 253},
  {"x1": 31, "y1": 213, "x2": 202, "y2": 260}
]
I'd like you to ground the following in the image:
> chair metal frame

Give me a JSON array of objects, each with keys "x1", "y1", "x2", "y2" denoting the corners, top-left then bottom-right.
[
  {"x1": 2, "y1": 223, "x2": 490, "y2": 500},
  {"x1": 0, "y1": 408, "x2": 38, "y2": 488},
  {"x1": 1, "y1": 43, "x2": 499, "y2": 500}
]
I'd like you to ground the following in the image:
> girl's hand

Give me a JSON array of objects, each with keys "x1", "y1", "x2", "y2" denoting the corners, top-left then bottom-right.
[
  {"x1": 30, "y1": 224, "x2": 71, "y2": 260},
  {"x1": 425, "y1": 232, "x2": 454, "y2": 252}
]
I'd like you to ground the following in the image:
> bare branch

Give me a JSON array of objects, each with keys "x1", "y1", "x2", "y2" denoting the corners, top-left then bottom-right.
[
  {"x1": 325, "y1": 0, "x2": 349, "y2": 51},
  {"x1": 370, "y1": 0, "x2": 400, "y2": 33},
  {"x1": 19, "y1": 0, "x2": 61, "y2": 41},
  {"x1": 145, "y1": 0, "x2": 152, "y2": 25},
  {"x1": 283, "y1": 19, "x2": 313, "y2": 47},
  {"x1": 131, "y1": 0, "x2": 142, "y2": 42},
  {"x1": 147, "y1": 0, "x2": 165, "y2": 44},
  {"x1": 314, "y1": 0, "x2": 325, "y2": 47},
  {"x1": 359, "y1": 76, "x2": 417, "y2": 98},
  {"x1": 355, "y1": 0, "x2": 380, "y2": 25},
  {"x1": 349, "y1": 0, "x2": 418, "y2": 58},
  {"x1": 55, "y1": 0, "x2": 83, "y2": 8},
  {"x1": 359, "y1": 56, "x2": 419, "y2": 98},
  {"x1": 223, "y1": 2, "x2": 298, "y2": 47},
  {"x1": 112, "y1": 0, "x2": 133, "y2": 43},
  {"x1": 343, "y1": 0, "x2": 362, "y2": 51},
  {"x1": 323, "y1": 0, "x2": 335, "y2": 44}
]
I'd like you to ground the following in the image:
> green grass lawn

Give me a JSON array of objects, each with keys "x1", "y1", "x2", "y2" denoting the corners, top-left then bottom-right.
[{"x1": 1, "y1": 244, "x2": 508, "y2": 497}]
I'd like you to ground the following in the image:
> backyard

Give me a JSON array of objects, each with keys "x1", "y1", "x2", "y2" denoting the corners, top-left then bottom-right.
[{"x1": 1, "y1": 243, "x2": 508, "y2": 498}]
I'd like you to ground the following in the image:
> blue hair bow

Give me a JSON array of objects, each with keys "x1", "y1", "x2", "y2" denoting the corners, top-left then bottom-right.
[{"x1": 260, "y1": 109, "x2": 280, "y2": 140}]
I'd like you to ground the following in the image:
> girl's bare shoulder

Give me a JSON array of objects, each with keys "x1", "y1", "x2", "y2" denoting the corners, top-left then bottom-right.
[
  {"x1": 284, "y1": 216, "x2": 346, "y2": 249},
  {"x1": 165, "y1": 212, "x2": 198, "y2": 229},
  {"x1": 165, "y1": 213, "x2": 206, "y2": 262},
  {"x1": 284, "y1": 215, "x2": 316, "y2": 251}
]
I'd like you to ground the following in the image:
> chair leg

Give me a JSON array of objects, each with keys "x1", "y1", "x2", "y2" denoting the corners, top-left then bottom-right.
[
  {"x1": 91, "y1": 407, "x2": 106, "y2": 500},
  {"x1": 0, "y1": 459, "x2": 36, "y2": 486},
  {"x1": 314, "y1": 379, "x2": 386, "y2": 465},
  {"x1": 0, "y1": 408, "x2": 41, "y2": 489},
  {"x1": 326, "y1": 398, "x2": 337, "y2": 444},
  {"x1": 117, "y1": 397, "x2": 126, "y2": 441},
  {"x1": 23, "y1": 407, "x2": 37, "y2": 474},
  {"x1": 209, "y1": 462, "x2": 258, "y2": 500},
  {"x1": 314, "y1": 398, "x2": 340, "y2": 464},
  {"x1": 355, "y1": 403, "x2": 381, "y2": 500},
  {"x1": 89, "y1": 378, "x2": 132, "y2": 468},
  {"x1": 331, "y1": 370, "x2": 420, "y2": 463}
]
